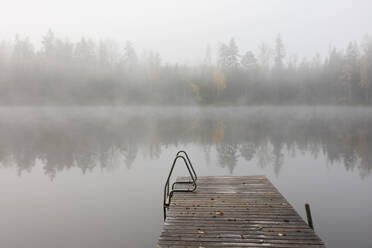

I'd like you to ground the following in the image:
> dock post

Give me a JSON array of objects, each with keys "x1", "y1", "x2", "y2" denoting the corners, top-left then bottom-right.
[{"x1": 305, "y1": 203, "x2": 314, "y2": 230}]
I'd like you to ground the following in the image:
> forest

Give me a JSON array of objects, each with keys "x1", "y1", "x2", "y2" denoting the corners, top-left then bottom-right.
[{"x1": 0, "y1": 30, "x2": 371, "y2": 105}]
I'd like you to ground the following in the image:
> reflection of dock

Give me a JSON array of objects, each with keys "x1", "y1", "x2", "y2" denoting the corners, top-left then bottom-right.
[{"x1": 158, "y1": 176, "x2": 325, "y2": 247}]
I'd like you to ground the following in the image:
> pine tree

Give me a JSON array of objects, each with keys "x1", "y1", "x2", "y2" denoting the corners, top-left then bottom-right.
[
  {"x1": 274, "y1": 34, "x2": 285, "y2": 70},
  {"x1": 241, "y1": 51, "x2": 257, "y2": 69},
  {"x1": 218, "y1": 38, "x2": 239, "y2": 69}
]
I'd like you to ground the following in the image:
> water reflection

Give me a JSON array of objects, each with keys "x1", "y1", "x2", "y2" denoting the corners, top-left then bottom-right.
[{"x1": 0, "y1": 106, "x2": 371, "y2": 179}]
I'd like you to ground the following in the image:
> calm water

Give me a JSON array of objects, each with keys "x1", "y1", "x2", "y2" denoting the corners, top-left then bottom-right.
[{"x1": 0, "y1": 106, "x2": 371, "y2": 248}]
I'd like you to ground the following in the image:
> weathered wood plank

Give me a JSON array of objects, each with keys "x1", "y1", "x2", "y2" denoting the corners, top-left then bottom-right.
[{"x1": 157, "y1": 176, "x2": 325, "y2": 247}]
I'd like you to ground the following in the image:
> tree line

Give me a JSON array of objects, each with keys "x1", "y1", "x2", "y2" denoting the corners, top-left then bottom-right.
[{"x1": 0, "y1": 30, "x2": 371, "y2": 105}]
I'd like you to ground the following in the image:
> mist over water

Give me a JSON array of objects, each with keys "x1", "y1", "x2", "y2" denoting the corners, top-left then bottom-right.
[
  {"x1": 0, "y1": 106, "x2": 371, "y2": 248},
  {"x1": 1, "y1": 1, "x2": 372, "y2": 247},
  {"x1": 0, "y1": 106, "x2": 371, "y2": 179}
]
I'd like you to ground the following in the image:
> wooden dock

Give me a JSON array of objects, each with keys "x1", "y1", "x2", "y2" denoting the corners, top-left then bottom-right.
[{"x1": 158, "y1": 176, "x2": 325, "y2": 247}]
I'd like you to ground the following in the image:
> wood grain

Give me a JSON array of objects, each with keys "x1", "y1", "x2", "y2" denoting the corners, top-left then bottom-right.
[{"x1": 158, "y1": 176, "x2": 325, "y2": 248}]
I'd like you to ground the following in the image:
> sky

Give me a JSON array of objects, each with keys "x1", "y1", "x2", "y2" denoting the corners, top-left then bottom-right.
[{"x1": 0, "y1": 0, "x2": 371, "y2": 64}]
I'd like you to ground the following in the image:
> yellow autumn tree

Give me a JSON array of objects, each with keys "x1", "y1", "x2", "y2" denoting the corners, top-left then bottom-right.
[
  {"x1": 213, "y1": 69, "x2": 226, "y2": 96},
  {"x1": 190, "y1": 81, "x2": 202, "y2": 103},
  {"x1": 341, "y1": 64, "x2": 352, "y2": 102},
  {"x1": 360, "y1": 55, "x2": 369, "y2": 101}
]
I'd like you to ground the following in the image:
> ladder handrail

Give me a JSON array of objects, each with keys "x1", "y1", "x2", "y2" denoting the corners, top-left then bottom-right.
[
  {"x1": 163, "y1": 155, "x2": 196, "y2": 206},
  {"x1": 176, "y1": 150, "x2": 197, "y2": 180},
  {"x1": 171, "y1": 151, "x2": 197, "y2": 190},
  {"x1": 163, "y1": 151, "x2": 197, "y2": 220}
]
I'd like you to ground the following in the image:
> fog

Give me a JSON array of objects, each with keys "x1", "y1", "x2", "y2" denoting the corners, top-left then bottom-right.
[
  {"x1": 1, "y1": 31, "x2": 372, "y2": 105},
  {"x1": 1, "y1": 1, "x2": 372, "y2": 248},
  {"x1": 1, "y1": 0, "x2": 372, "y2": 63},
  {"x1": 0, "y1": 106, "x2": 372, "y2": 248},
  {"x1": 1, "y1": 0, "x2": 372, "y2": 105},
  {"x1": 1, "y1": 106, "x2": 371, "y2": 179}
]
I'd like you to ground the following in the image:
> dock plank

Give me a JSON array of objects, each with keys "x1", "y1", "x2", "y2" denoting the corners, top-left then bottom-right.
[{"x1": 158, "y1": 176, "x2": 325, "y2": 248}]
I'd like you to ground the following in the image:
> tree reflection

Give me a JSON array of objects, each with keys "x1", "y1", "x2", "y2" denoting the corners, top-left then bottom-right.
[
  {"x1": 239, "y1": 142, "x2": 256, "y2": 162},
  {"x1": 0, "y1": 107, "x2": 371, "y2": 179},
  {"x1": 216, "y1": 143, "x2": 239, "y2": 173}
]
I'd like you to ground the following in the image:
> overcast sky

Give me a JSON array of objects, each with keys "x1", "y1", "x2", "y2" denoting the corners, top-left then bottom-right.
[{"x1": 0, "y1": 0, "x2": 371, "y2": 64}]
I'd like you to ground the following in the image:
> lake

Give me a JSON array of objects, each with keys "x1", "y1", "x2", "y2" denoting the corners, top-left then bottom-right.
[{"x1": 0, "y1": 106, "x2": 371, "y2": 248}]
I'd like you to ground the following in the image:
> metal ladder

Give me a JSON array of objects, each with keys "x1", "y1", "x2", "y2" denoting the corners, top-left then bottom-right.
[{"x1": 163, "y1": 150, "x2": 197, "y2": 220}]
